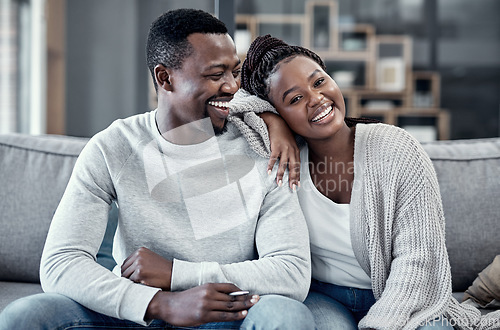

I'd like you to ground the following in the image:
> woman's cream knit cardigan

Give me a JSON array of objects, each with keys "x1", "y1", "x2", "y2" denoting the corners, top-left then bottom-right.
[{"x1": 228, "y1": 89, "x2": 500, "y2": 330}]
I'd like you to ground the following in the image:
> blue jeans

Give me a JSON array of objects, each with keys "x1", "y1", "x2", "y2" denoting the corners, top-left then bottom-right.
[
  {"x1": 304, "y1": 279, "x2": 454, "y2": 330},
  {"x1": 0, "y1": 293, "x2": 315, "y2": 329}
]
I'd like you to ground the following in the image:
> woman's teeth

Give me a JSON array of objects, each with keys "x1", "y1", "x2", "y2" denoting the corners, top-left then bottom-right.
[
  {"x1": 311, "y1": 106, "x2": 333, "y2": 122},
  {"x1": 209, "y1": 101, "x2": 230, "y2": 109}
]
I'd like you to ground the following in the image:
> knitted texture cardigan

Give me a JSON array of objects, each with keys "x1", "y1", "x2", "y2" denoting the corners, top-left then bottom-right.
[{"x1": 228, "y1": 89, "x2": 500, "y2": 330}]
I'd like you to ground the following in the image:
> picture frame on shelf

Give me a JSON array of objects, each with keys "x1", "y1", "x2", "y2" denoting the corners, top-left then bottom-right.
[
  {"x1": 376, "y1": 57, "x2": 405, "y2": 91},
  {"x1": 305, "y1": 1, "x2": 338, "y2": 51},
  {"x1": 412, "y1": 71, "x2": 441, "y2": 108},
  {"x1": 325, "y1": 60, "x2": 367, "y2": 90},
  {"x1": 358, "y1": 91, "x2": 405, "y2": 111},
  {"x1": 338, "y1": 24, "x2": 375, "y2": 53},
  {"x1": 375, "y1": 36, "x2": 412, "y2": 93}
]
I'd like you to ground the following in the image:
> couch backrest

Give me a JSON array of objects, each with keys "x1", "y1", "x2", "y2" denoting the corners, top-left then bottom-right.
[
  {"x1": 422, "y1": 138, "x2": 500, "y2": 292},
  {"x1": 0, "y1": 134, "x2": 116, "y2": 283},
  {"x1": 1, "y1": 134, "x2": 499, "y2": 291}
]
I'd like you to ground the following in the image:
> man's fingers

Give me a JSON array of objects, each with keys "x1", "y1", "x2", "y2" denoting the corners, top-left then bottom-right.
[
  {"x1": 121, "y1": 262, "x2": 135, "y2": 278},
  {"x1": 202, "y1": 283, "x2": 259, "y2": 306},
  {"x1": 121, "y1": 257, "x2": 135, "y2": 275},
  {"x1": 205, "y1": 310, "x2": 248, "y2": 323},
  {"x1": 210, "y1": 298, "x2": 256, "y2": 312},
  {"x1": 209, "y1": 282, "x2": 242, "y2": 294},
  {"x1": 120, "y1": 247, "x2": 150, "y2": 274}
]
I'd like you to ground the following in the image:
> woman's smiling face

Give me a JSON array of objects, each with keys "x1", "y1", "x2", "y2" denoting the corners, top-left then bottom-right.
[{"x1": 267, "y1": 55, "x2": 346, "y2": 141}]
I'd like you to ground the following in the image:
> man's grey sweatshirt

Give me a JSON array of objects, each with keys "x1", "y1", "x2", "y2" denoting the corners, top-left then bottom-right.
[{"x1": 40, "y1": 110, "x2": 311, "y2": 325}]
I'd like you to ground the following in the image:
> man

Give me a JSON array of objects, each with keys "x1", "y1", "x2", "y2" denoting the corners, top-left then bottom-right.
[{"x1": 0, "y1": 8, "x2": 313, "y2": 329}]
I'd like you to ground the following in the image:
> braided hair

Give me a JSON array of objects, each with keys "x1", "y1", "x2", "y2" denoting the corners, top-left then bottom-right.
[
  {"x1": 241, "y1": 35, "x2": 325, "y2": 101},
  {"x1": 241, "y1": 34, "x2": 379, "y2": 126}
]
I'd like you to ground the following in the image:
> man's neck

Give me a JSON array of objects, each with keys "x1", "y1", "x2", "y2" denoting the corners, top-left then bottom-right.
[{"x1": 155, "y1": 110, "x2": 215, "y2": 145}]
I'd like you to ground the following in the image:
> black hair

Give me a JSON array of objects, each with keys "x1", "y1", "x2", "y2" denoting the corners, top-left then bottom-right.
[
  {"x1": 146, "y1": 8, "x2": 228, "y2": 91},
  {"x1": 241, "y1": 35, "x2": 326, "y2": 102},
  {"x1": 241, "y1": 34, "x2": 380, "y2": 126}
]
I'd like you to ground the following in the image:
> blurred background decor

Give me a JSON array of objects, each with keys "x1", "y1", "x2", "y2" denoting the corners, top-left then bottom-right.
[{"x1": 0, "y1": 0, "x2": 499, "y2": 141}]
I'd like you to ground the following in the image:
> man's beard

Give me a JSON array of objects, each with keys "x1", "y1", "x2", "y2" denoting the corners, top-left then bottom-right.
[
  {"x1": 204, "y1": 108, "x2": 228, "y2": 136},
  {"x1": 213, "y1": 120, "x2": 228, "y2": 136}
]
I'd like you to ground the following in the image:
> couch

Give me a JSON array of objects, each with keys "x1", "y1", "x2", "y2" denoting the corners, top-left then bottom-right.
[{"x1": 1, "y1": 133, "x2": 499, "y2": 315}]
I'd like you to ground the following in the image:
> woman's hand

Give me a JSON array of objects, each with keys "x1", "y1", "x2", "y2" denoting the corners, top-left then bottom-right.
[{"x1": 259, "y1": 113, "x2": 301, "y2": 191}]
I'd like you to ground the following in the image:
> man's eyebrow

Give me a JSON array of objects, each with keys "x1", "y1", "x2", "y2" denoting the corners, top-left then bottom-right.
[
  {"x1": 282, "y1": 69, "x2": 322, "y2": 102},
  {"x1": 204, "y1": 64, "x2": 227, "y2": 71},
  {"x1": 204, "y1": 59, "x2": 241, "y2": 72}
]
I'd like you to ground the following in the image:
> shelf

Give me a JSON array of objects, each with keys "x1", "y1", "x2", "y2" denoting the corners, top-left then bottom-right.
[
  {"x1": 412, "y1": 71, "x2": 441, "y2": 108},
  {"x1": 305, "y1": 1, "x2": 338, "y2": 51},
  {"x1": 234, "y1": 0, "x2": 450, "y2": 141}
]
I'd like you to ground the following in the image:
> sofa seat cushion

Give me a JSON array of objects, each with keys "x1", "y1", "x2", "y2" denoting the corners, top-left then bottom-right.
[{"x1": 0, "y1": 281, "x2": 43, "y2": 313}]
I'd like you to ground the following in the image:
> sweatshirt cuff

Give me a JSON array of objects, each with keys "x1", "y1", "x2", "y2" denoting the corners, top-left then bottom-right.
[
  {"x1": 171, "y1": 259, "x2": 203, "y2": 291},
  {"x1": 172, "y1": 259, "x2": 224, "y2": 291},
  {"x1": 118, "y1": 282, "x2": 161, "y2": 326}
]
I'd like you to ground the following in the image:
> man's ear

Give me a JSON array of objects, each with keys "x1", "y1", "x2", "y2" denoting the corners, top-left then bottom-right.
[{"x1": 154, "y1": 64, "x2": 173, "y2": 92}]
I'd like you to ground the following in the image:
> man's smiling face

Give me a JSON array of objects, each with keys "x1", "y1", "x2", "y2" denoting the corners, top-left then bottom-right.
[{"x1": 167, "y1": 33, "x2": 241, "y2": 135}]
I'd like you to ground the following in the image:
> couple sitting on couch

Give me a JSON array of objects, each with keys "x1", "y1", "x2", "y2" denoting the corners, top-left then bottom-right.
[{"x1": 0, "y1": 8, "x2": 496, "y2": 330}]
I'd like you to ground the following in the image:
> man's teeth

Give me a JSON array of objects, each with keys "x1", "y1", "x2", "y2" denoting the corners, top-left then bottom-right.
[
  {"x1": 312, "y1": 106, "x2": 333, "y2": 122},
  {"x1": 209, "y1": 101, "x2": 230, "y2": 108}
]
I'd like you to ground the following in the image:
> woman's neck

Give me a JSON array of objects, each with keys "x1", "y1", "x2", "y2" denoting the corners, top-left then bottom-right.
[{"x1": 306, "y1": 124, "x2": 355, "y2": 164}]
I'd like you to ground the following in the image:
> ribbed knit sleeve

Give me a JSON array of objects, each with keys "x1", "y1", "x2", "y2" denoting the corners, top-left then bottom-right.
[{"x1": 228, "y1": 89, "x2": 278, "y2": 157}]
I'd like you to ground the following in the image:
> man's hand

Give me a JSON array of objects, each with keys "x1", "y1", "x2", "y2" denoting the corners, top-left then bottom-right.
[
  {"x1": 121, "y1": 247, "x2": 172, "y2": 290},
  {"x1": 145, "y1": 283, "x2": 260, "y2": 326}
]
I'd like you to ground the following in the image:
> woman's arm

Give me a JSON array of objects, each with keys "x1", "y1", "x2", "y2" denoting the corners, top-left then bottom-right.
[
  {"x1": 259, "y1": 112, "x2": 300, "y2": 190},
  {"x1": 229, "y1": 89, "x2": 301, "y2": 191}
]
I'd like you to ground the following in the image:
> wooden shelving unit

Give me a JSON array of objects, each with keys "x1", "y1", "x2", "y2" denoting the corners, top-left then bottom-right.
[{"x1": 235, "y1": 0, "x2": 450, "y2": 141}]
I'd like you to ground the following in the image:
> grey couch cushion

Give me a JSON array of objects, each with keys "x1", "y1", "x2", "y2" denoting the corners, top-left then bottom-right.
[
  {"x1": 0, "y1": 281, "x2": 43, "y2": 313},
  {"x1": 0, "y1": 134, "x2": 89, "y2": 283},
  {"x1": 0, "y1": 134, "x2": 119, "y2": 283},
  {"x1": 422, "y1": 138, "x2": 500, "y2": 292}
]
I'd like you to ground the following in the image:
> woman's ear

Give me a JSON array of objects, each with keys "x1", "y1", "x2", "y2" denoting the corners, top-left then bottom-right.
[{"x1": 154, "y1": 64, "x2": 173, "y2": 92}]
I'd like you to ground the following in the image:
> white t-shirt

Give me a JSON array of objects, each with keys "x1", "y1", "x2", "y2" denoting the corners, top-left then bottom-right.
[{"x1": 298, "y1": 146, "x2": 371, "y2": 289}]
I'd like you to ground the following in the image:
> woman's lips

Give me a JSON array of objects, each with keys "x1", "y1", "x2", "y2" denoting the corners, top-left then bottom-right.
[{"x1": 311, "y1": 104, "x2": 334, "y2": 123}]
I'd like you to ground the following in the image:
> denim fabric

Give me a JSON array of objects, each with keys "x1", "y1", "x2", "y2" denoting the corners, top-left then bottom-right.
[
  {"x1": 0, "y1": 293, "x2": 315, "y2": 330},
  {"x1": 305, "y1": 279, "x2": 375, "y2": 329},
  {"x1": 305, "y1": 279, "x2": 453, "y2": 330}
]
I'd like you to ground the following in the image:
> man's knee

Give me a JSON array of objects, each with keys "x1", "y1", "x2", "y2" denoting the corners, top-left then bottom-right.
[
  {"x1": 0, "y1": 293, "x2": 72, "y2": 329},
  {"x1": 242, "y1": 295, "x2": 315, "y2": 329}
]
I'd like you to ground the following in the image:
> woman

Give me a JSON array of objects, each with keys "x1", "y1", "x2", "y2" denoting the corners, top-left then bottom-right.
[{"x1": 229, "y1": 35, "x2": 496, "y2": 329}]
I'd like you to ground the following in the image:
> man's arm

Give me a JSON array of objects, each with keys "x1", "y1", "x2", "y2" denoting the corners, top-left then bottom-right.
[
  {"x1": 40, "y1": 135, "x2": 161, "y2": 325},
  {"x1": 40, "y1": 134, "x2": 259, "y2": 326},
  {"x1": 166, "y1": 170, "x2": 311, "y2": 301}
]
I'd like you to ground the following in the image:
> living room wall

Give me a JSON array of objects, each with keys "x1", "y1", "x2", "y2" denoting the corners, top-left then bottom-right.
[{"x1": 65, "y1": 0, "x2": 214, "y2": 137}]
